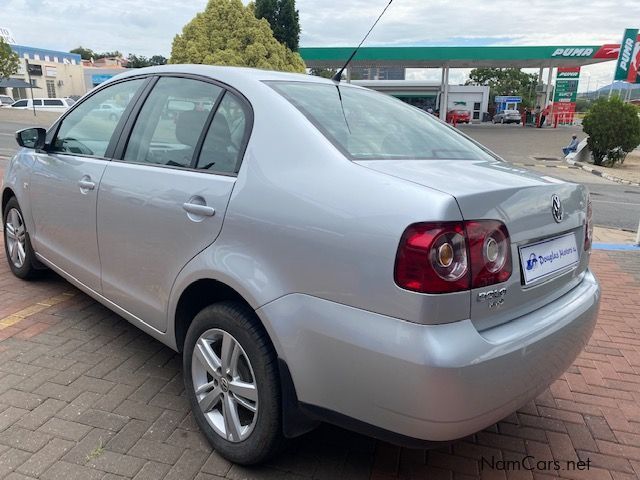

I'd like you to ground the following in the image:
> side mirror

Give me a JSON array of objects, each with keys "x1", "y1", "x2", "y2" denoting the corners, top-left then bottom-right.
[{"x1": 15, "y1": 127, "x2": 46, "y2": 150}]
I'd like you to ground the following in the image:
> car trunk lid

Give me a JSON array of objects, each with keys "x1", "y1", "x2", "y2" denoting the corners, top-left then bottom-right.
[{"x1": 356, "y1": 159, "x2": 590, "y2": 330}]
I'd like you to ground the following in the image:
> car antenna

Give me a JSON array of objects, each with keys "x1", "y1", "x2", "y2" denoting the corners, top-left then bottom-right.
[{"x1": 332, "y1": 0, "x2": 394, "y2": 82}]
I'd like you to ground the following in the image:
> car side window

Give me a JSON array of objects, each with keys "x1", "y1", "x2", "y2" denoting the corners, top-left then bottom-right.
[
  {"x1": 196, "y1": 91, "x2": 249, "y2": 174},
  {"x1": 51, "y1": 79, "x2": 145, "y2": 158},
  {"x1": 44, "y1": 99, "x2": 63, "y2": 106},
  {"x1": 123, "y1": 77, "x2": 223, "y2": 168},
  {"x1": 12, "y1": 100, "x2": 27, "y2": 107}
]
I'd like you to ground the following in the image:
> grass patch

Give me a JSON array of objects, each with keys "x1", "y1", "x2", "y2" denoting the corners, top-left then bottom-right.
[{"x1": 85, "y1": 437, "x2": 105, "y2": 461}]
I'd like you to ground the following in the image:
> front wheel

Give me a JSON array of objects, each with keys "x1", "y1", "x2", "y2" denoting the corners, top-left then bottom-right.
[
  {"x1": 3, "y1": 197, "x2": 41, "y2": 279},
  {"x1": 183, "y1": 302, "x2": 284, "y2": 465}
]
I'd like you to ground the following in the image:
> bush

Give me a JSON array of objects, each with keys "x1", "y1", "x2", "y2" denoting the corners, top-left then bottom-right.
[{"x1": 582, "y1": 97, "x2": 640, "y2": 166}]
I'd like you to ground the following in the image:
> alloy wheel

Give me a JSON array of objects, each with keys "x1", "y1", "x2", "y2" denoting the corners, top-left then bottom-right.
[
  {"x1": 191, "y1": 328, "x2": 259, "y2": 442},
  {"x1": 5, "y1": 208, "x2": 27, "y2": 269}
]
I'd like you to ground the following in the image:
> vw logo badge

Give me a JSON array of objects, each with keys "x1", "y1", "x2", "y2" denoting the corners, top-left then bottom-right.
[{"x1": 551, "y1": 194, "x2": 563, "y2": 223}]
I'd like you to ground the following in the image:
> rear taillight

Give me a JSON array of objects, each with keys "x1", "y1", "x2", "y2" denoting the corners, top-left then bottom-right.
[
  {"x1": 394, "y1": 220, "x2": 512, "y2": 294},
  {"x1": 466, "y1": 220, "x2": 512, "y2": 288},
  {"x1": 584, "y1": 195, "x2": 593, "y2": 252}
]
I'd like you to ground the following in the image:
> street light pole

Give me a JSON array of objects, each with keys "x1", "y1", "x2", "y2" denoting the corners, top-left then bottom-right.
[
  {"x1": 585, "y1": 74, "x2": 591, "y2": 97},
  {"x1": 24, "y1": 59, "x2": 36, "y2": 117}
]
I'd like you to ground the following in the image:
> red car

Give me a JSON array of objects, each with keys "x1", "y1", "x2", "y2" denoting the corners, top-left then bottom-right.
[{"x1": 446, "y1": 109, "x2": 470, "y2": 124}]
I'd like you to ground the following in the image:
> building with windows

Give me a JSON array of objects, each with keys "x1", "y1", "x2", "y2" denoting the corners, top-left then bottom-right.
[{"x1": 1, "y1": 45, "x2": 84, "y2": 100}]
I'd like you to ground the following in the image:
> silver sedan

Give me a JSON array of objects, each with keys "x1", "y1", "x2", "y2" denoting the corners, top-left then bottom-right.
[
  {"x1": 2, "y1": 65, "x2": 599, "y2": 464},
  {"x1": 493, "y1": 109, "x2": 522, "y2": 124}
]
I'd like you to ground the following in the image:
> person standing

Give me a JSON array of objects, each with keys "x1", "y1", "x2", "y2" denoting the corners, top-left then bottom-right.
[{"x1": 539, "y1": 104, "x2": 550, "y2": 128}]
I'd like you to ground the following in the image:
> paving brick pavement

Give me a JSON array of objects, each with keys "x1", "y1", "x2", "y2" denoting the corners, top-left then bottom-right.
[{"x1": 0, "y1": 226, "x2": 639, "y2": 478}]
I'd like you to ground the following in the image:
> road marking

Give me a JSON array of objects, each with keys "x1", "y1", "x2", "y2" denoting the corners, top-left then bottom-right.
[
  {"x1": 592, "y1": 200, "x2": 640, "y2": 207},
  {"x1": 0, "y1": 133, "x2": 14, "y2": 136},
  {"x1": 0, "y1": 292, "x2": 75, "y2": 330}
]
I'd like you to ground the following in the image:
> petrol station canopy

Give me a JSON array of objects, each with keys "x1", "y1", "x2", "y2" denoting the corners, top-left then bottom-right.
[{"x1": 299, "y1": 45, "x2": 621, "y2": 69}]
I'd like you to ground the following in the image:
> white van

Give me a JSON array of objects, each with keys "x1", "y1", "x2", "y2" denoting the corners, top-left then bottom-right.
[{"x1": 9, "y1": 97, "x2": 75, "y2": 113}]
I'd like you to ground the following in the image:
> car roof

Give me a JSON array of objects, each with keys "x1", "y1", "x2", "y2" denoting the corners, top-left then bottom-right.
[{"x1": 105, "y1": 64, "x2": 338, "y2": 88}]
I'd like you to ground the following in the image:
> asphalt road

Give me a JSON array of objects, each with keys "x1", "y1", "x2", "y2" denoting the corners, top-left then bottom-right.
[{"x1": 1, "y1": 117, "x2": 638, "y2": 231}]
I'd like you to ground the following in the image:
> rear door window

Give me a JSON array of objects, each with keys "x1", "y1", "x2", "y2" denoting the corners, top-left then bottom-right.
[
  {"x1": 123, "y1": 77, "x2": 223, "y2": 168},
  {"x1": 195, "y1": 91, "x2": 250, "y2": 174}
]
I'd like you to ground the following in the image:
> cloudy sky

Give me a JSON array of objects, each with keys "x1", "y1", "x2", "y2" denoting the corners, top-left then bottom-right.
[{"x1": 3, "y1": 0, "x2": 639, "y2": 90}]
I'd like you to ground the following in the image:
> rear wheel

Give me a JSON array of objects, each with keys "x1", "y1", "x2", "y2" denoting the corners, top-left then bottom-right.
[
  {"x1": 3, "y1": 197, "x2": 41, "y2": 279},
  {"x1": 183, "y1": 302, "x2": 284, "y2": 464}
]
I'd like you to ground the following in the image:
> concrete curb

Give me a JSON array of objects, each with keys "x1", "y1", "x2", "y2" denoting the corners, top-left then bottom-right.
[{"x1": 565, "y1": 158, "x2": 640, "y2": 187}]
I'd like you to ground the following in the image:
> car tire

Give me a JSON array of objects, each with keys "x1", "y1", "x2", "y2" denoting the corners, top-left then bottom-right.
[
  {"x1": 183, "y1": 301, "x2": 284, "y2": 465},
  {"x1": 2, "y1": 197, "x2": 42, "y2": 279}
]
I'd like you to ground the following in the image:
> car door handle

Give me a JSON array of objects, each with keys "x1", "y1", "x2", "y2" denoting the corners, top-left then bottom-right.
[
  {"x1": 182, "y1": 203, "x2": 215, "y2": 217},
  {"x1": 78, "y1": 179, "x2": 96, "y2": 191}
]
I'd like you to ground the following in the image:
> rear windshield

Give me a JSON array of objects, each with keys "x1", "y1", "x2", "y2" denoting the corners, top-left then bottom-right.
[{"x1": 268, "y1": 81, "x2": 494, "y2": 161}]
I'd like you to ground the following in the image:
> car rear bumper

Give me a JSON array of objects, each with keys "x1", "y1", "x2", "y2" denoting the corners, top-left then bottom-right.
[{"x1": 258, "y1": 269, "x2": 600, "y2": 442}]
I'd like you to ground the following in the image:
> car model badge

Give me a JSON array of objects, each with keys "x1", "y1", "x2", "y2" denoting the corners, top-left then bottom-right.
[{"x1": 551, "y1": 195, "x2": 563, "y2": 223}]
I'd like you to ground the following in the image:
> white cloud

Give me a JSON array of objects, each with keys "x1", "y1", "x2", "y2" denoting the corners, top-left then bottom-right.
[{"x1": 2, "y1": 0, "x2": 637, "y2": 87}]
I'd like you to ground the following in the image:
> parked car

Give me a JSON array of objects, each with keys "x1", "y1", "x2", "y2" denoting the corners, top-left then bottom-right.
[
  {"x1": 493, "y1": 109, "x2": 522, "y2": 124},
  {"x1": 9, "y1": 97, "x2": 75, "y2": 113},
  {"x1": 2, "y1": 66, "x2": 600, "y2": 465},
  {"x1": 91, "y1": 102, "x2": 126, "y2": 121},
  {"x1": 0, "y1": 95, "x2": 15, "y2": 107},
  {"x1": 446, "y1": 109, "x2": 470, "y2": 124}
]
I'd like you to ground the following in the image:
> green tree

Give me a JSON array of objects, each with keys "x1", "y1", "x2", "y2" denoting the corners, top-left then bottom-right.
[
  {"x1": 170, "y1": 0, "x2": 305, "y2": 73},
  {"x1": 467, "y1": 68, "x2": 538, "y2": 108},
  {"x1": 309, "y1": 67, "x2": 337, "y2": 79},
  {"x1": 0, "y1": 38, "x2": 19, "y2": 79},
  {"x1": 126, "y1": 54, "x2": 167, "y2": 68},
  {"x1": 582, "y1": 97, "x2": 640, "y2": 166},
  {"x1": 127, "y1": 54, "x2": 150, "y2": 68},
  {"x1": 70, "y1": 46, "x2": 96, "y2": 60},
  {"x1": 149, "y1": 55, "x2": 168, "y2": 66},
  {"x1": 94, "y1": 51, "x2": 122, "y2": 59},
  {"x1": 575, "y1": 97, "x2": 592, "y2": 113},
  {"x1": 70, "y1": 47, "x2": 123, "y2": 61},
  {"x1": 255, "y1": 0, "x2": 300, "y2": 51}
]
